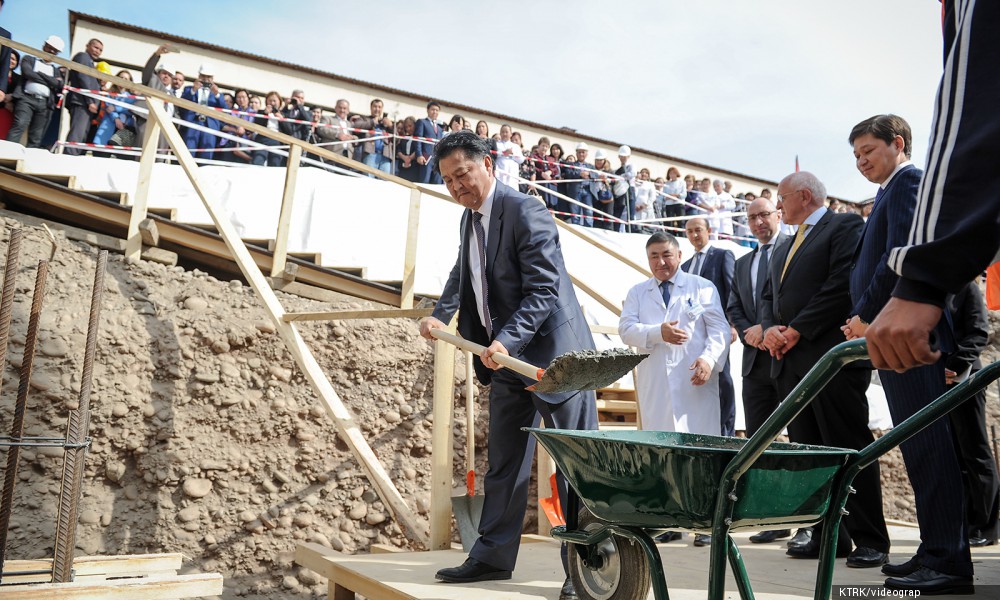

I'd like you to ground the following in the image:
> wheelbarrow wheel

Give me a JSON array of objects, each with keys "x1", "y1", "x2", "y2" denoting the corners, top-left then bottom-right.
[{"x1": 568, "y1": 511, "x2": 651, "y2": 600}]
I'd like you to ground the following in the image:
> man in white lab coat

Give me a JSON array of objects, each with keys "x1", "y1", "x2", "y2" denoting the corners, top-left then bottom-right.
[{"x1": 620, "y1": 232, "x2": 730, "y2": 436}]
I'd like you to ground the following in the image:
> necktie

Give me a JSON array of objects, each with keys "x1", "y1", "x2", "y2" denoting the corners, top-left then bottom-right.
[
  {"x1": 660, "y1": 280, "x2": 672, "y2": 308},
  {"x1": 874, "y1": 186, "x2": 885, "y2": 204},
  {"x1": 754, "y1": 244, "x2": 770, "y2": 308},
  {"x1": 692, "y1": 252, "x2": 704, "y2": 276},
  {"x1": 781, "y1": 225, "x2": 808, "y2": 281},
  {"x1": 472, "y1": 212, "x2": 492, "y2": 336}
]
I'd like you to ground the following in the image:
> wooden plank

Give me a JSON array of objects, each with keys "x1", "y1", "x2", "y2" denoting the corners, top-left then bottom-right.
[
  {"x1": 0, "y1": 207, "x2": 177, "y2": 266},
  {"x1": 0, "y1": 158, "x2": 22, "y2": 172},
  {"x1": 429, "y1": 334, "x2": 456, "y2": 550},
  {"x1": 570, "y1": 273, "x2": 621, "y2": 316},
  {"x1": 283, "y1": 308, "x2": 433, "y2": 322},
  {"x1": 146, "y1": 100, "x2": 428, "y2": 547},
  {"x1": 2, "y1": 554, "x2": 183, "y2": 584},
  {"x1": 400, "y1": 188, "x2": 420, "y2": 309},
  {"x1": 287, "y1": 251, "x2": 321, "y2": 265},
  {"x1": 595, "y1": 399, "x2": 637, "y2": 412},
  {"x1": 553, "y1": 218, "x2": 649, "y2": 276},
  {"x1": 146, "y1": 207, "x2": 177, "y2": 221},
  {"x1": 0, "y1": 573, "x2": 223, "y2": 599},
  {"x1": 27, "y1": 173, "x2": 76, "y2": 189},
  {"x1": 271, "y1": 144, "x2": 301, "y2": 278},
  {"x1": 0, "y1": 167, "x2": 403, "y2": 306},
  {"x1": 126, "y1": 121, "x2": 160, "y2": 260},
  {"x1": 589, "y1": 324, "x2": 620, "y2": 336},
  {"x1": 78, "y1": 190, "x2": 128, "y2": 205}
]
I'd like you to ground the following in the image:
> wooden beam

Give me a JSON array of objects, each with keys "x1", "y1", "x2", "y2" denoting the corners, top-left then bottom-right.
[
  {"x1": 146, "y1": 99, "x2": 428, "y2": 547},
  {"x1": 399, "y1": 188, "x2": 420, "y2": 309},
  {"x1": 0, "y1": 573, "x2": 223, "y2": 599},
  {"x1": 589, "y1": 324, "x2": 620, "y2": 336},
  {"x1": 2, "y1": 554, "x2": 183, "y2": 584},
  {"x1": 569, "y1": 273, "x2": 621, "y2": 316},
  {"x1": 429, "y1": 332, "x2": 456, "y2": 550},
  {"x1": 125, "y1": 120, "x2": 160, "y2": 260},
  {"x1": 271, "y1": 144, "x2": 301, "y2": 278},
  {"x1": 282, "y1": 308, "x2": 433, "y2": 322},
  {"x1": 554, "y1": 218, "x2": 648, "y2": 276}
]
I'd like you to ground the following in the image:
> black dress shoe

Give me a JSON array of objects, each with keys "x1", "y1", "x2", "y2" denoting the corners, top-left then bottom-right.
[
  {"x1": 969, "y1": 529, "x2": 998, "y2": 547},
  {"x1": 787, "y1": 527, "x2": 813, "y2": 547},
  {"x1": 559, "y1": 577, "x2": 578, "y2": 600},
  {"x1": 846, "y1": 546, "x2": 889, "y2": 568},
  {"x1": 785, "y1": 539, "x2": 850, "y2": 559},
  {"x1": 750, "y1": 529, "x2": 791, "y2": 544},
  {"x1": 654, "y1": 531, "x2": 682, "y2": 543},
  {"x1": 435, "y1": 557, "x2": 512, "y2": 583},
  {"x1": 693, "y1": 534, "x2": 712, "y2": 547},
  {"x1": 882, "y1": 556, "x2": 920, "y2": 577},
  {"x1": 884, "y1": 566, "x2": 974, "y2": 595}
]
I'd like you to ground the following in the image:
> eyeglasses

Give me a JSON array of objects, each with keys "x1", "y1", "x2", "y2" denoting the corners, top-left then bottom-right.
[
  {"x1": 747, "y1": 211, "x2": 776, "y2": 222},
  {"x1": 776, "y1": 189, "x2": 803, "y2": 203}
]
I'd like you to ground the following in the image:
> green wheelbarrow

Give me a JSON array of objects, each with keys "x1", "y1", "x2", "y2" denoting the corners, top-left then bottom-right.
[{"x1": 527, "y1": 339, "x2": 1000, "y2": 600}]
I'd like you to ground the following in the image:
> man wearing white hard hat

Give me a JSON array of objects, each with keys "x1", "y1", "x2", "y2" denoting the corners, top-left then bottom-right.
[
  {"x1": 64, "y1": 38, "x2": 103, "y2": 155},
  {"x1": 7, "y1": 35, "x2": 65, "y2": 148},
  {"x1": 136, "y1": 44, "x2": 180, "y2": 150},
  {"x1": 566, "y1": 141, "x2": 597, "y2": 227},
  {"x1": 615, "y1": 145, "x2": 637, "y2": 233},
  {"x1": 180, "y1": 63, "x2": 228, "y2": 159}
]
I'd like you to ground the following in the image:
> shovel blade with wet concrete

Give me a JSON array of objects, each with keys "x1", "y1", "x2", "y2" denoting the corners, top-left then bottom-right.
[{"x1": 429, "y1": 329, "x2": 645, "y2": 393}]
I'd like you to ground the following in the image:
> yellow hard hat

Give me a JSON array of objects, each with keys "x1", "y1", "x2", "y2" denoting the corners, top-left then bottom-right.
[{"x1": 95, "y1": 61, "x2": 112, "y2": 75}]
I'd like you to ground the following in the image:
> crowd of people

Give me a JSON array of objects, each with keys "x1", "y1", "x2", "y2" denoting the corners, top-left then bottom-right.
[{"x1": 0, "y1": 35, "x2": 876, "y2": 244}]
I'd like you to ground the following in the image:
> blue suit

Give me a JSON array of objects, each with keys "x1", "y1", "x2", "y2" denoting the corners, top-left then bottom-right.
[
  {"x1": 413, "y1": 117, "x2": 443, "y2": 184},
  {"x1": 849, "y1": 164, "x2": 971, "y2": 577},
  {"x1": 180, "y1": 85, "x2": 228, "y2": 160},
  {"x1": 432, "y1": 181, "x2": 597, "y2": 571},
  {"x1": 682, "y1": 246, "x2": 736, "y2": 435}
]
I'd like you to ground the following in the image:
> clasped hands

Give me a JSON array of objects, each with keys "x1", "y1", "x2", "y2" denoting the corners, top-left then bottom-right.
[{"x1": 762, "y1": 325, "x2": 801, "y2": 360}]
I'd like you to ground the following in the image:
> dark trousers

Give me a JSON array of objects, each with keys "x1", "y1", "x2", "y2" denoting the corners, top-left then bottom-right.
[
  {"x1": 253, "y1": 135, "x2": 285, "y2": 167},
  {"x1": 663, "y1": 203, "x2": 685, "y2": 223},
  {"x1": 719, "y1": 356, "x2": 735, "y2": 436},
  {"x1": 741, "y1": 351, "x2": 780, "y2": 436},
  {"x1": 419, "y1": 159, "x2": 442, "y2": 185},
  {"x1": 947, "y1": 382, "x2": 1000, "y2": 536},
  {"x1": 183, "y1": 124, "x2": 219, "y2": 160},
  {"x1": 881, "y1": 363, "x2": 972, "y2": 577},
  {"x1": 63, "y1": 104, "x2": 92, "y2": 155},
  {"x1": 469, "y1": 370, "x2": 597, "y2": 572},
  {"x1": 778, "y1": 366, "x2": 889, "y2": 553},
  {"x1": 7, "y1": 95, "x2": 52, "y2": 148}
]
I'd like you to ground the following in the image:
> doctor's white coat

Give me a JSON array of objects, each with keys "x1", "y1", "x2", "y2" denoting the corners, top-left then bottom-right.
[{"x1": 619, "y1": 270, "x2": 730, "y2": 435}]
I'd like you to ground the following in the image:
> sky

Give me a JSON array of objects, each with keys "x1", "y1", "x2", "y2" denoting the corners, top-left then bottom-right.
[{"x1": 11, "y1": 1, "x2": 944, "y2": 201}]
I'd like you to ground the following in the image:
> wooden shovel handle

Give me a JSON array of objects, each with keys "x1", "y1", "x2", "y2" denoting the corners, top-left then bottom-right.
[{"x1": 429, "y1": 329, "x2": 544, "y2": 382}]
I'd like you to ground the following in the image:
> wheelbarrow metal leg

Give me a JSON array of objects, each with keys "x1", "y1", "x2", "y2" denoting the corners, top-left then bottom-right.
[
  {"x1": 813, "y1": 469, "x2": 854, "y2": 600},
  {"x1": 708, "y1": 481, "x2": 737, "y2": 600},
  {"x1": 726, "y1": 535, "x2": 755, "y2": 600}
]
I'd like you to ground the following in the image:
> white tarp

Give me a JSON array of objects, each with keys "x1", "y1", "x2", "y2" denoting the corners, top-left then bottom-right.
[{"x1": 0, "y1": 141, "x2": 891, "y2": 430}]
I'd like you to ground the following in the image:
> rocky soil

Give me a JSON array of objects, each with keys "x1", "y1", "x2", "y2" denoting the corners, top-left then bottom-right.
[{"x1": 0, "y1": 218, "x2": 995, "y2": 598}]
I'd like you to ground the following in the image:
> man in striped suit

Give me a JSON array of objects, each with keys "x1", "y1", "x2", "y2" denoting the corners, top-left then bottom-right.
[
  {"x1": 845, "y1": 115, "x2": 971, "y2": 593},
  {"x1": 866, "y1": 1, "x2": 1000, "y2": 372}
]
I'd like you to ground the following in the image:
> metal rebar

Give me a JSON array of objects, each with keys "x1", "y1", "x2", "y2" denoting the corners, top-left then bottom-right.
[
  {"x1": 0, "y1": 259, "x2": 48, "y2": 579},
  {"x1": 0, "y1": 229, "x2": 23, "y2": 388},
  {"x1": 51, "y1": 250, "x2": 106, "y2": 583}
]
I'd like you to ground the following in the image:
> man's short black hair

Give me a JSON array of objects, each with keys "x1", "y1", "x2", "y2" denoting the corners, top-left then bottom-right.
[
  {"x1": 849, "y1": 114, "x2": 912, "y2": 158},
  {"x1": 433, "y1": 131, "x2": 492, "y2": 174},
  {"x1": 646, "y1": 231, "x2": 680, "y2": 249},
  {"x1": 426, "y1": 101, "x2": 440, "y2": 110}
]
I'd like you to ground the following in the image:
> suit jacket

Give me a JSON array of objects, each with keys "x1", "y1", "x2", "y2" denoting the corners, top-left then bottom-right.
[
  {"x1": 727, "y1": 234, "x2": 786, "y2": 376},
  {"x1": 67, "y1": 51, "x2": 99, "y2": 109},
  {"x1": 180, "y1": 85, "x2": 227, "y2": 130},
  {"x1": 0, "y1": 28, "x2": 10, "y2": 95},
  {"x1": 432, "y1": 181, "x2": 595, "y2": 404},
  {"x1": 761, "y1": 210, "x2": 864, "y2": 378},
  {"x1": 682, "y1": 245, "x2": 734, "y2": 318},
  {"x1": 12, "y1": 55, "x2": 63, "y2": 110},
  {"x1": 946, "y1": 282, "x2": 988, "y2": 375},
  {"x1": 413, "y1": 117, "x2": 442, "y2": 160}
]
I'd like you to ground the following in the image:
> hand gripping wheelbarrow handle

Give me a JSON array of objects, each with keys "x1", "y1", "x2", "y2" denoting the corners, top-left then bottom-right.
[{"x1": 429, "y1": 329, "x2": 545, "y2": 382}]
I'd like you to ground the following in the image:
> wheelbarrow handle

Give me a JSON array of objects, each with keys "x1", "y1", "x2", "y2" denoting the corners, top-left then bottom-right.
[{"x1": 429, "y1": 329, "x2": 544, "y2": 382}]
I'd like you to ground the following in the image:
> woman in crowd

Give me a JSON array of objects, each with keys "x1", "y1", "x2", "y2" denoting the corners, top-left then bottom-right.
[
  {"x1": 218, "y1": 88, "x2": 255, "y2": 163},
  {"x1": 252, "y1": 91, "x2": 285, "y2": 166},
  {"x1": 661, "y1": 166, "x2": 686, "y2": 222},
  {"x1": 520, "y1": 145, "x2": 538, "y2": 195},
  {"x1": 395, "y1": 116, "x2": 418, "y2": 182},
  {"x1": 92, "y1": 70, "x2": 137, "y2": 151},
  {"x1": 0, "y1": 50, "x2": 20, "y2": 140},
  {"x1": 531, "y1": 136, "x2": 559, "y2": 207},
  {"x1": 593, "y1": 149, "x2": 615, "y2": 230},
  {"x1": 475, "y1": 120, "x2": 489, "y2": 139},
  {"x1": 510, "y1": 131, "x2": 523, "y2": 150},
  {"x1": 634, "y1": 168, "x2": 656, "y2": 232},
  {"x1": 446, "y1": 114, "x2": 463, "y2": 135}
]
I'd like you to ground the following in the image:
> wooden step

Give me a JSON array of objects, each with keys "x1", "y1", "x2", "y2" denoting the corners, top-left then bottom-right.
[
  {"x1": 80, "y1": 189, "x2": 129, "y2": 205},
  {"x1": 27, "y1": 173, "x2": 76, "y2": 189},
  {"x1": 146, "y1": 206, "x2": 177, "y2": 220},
  {"x1": 0, "y1": 158, "x2": 23, "y2": 172}
]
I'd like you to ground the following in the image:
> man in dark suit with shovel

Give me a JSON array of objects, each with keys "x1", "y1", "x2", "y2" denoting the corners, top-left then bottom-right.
[{"x1": 419, "y1": 131, "x2": 597, "y2": 600}]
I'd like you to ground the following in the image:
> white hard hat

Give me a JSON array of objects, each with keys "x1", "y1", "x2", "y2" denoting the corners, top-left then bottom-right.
[
  {"x1": 198, "y1": 63, "x2": 214, "y2": 76},
  {"x1": 594, "y1": 149, "x2": 608, "y2": 160},
  {"x1": 155, "y1": 61, "x2": 172, "y2": 74},
  {"x1": 575, "y1": 142, "x2": 589, "y2": 151},
  {"x1": 44, "y1": 35, "x2": 65, "y2": 53},
  {"x1": 618, "y1": 145, "x2": 632, "y2": 157}
]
